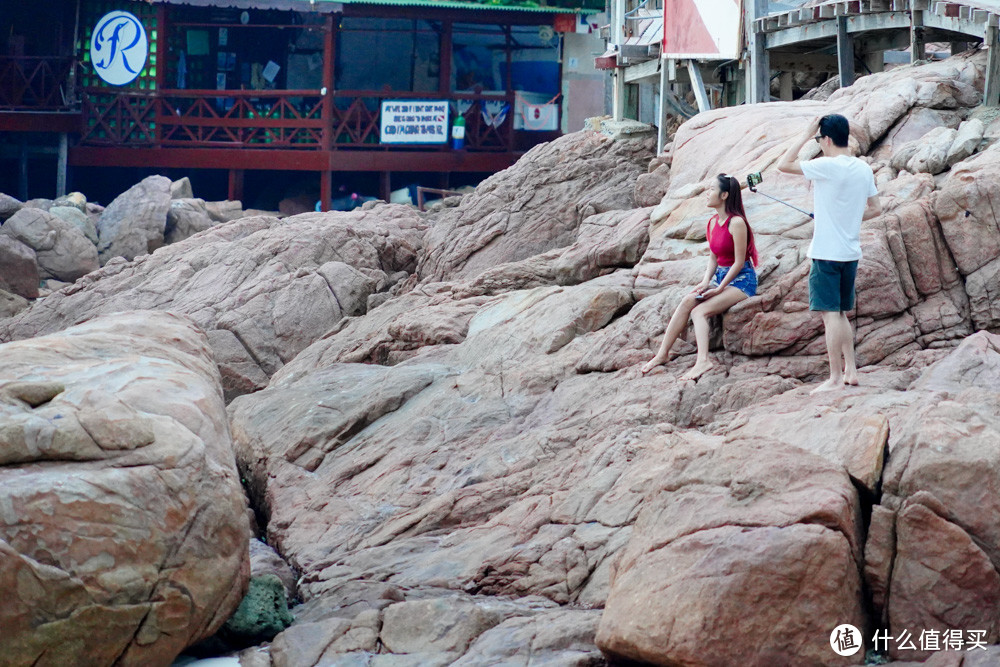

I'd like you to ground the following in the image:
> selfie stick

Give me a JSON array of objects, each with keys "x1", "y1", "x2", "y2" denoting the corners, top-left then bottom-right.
[{"x1": 747, "y1": 179, "x2": 814, "y2": 219}]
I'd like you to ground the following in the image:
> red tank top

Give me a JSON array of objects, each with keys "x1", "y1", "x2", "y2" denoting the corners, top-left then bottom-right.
[{"x1": 707, "y1": 214, "x2": 758, "y2": 268}]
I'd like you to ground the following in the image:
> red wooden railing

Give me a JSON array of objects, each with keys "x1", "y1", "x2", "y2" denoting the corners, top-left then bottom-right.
[
  {"x1": 80, "y1": 87, "x2": 521, "y2": 151},
  {"x1": 159, "y1": 90, "x2": 325, "y2": 148},
  {"x1": 0, "y1": 56, "x2": 75, "y2": 110},
  {"x1": 81, "y1": 90, "x2": 157, "y2": 145}
]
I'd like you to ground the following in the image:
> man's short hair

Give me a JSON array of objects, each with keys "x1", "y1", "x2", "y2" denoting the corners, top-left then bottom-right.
[{"x1": 819, "y1": 114, "x2": 850, "y2": 148}]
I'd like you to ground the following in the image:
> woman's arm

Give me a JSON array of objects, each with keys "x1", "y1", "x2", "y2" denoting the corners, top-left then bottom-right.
[{"x1": 694, "y1": 254, "x2": 718, "y2": 295}]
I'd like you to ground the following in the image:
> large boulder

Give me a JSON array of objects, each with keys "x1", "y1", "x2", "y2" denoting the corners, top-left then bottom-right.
[
  {"x1": 0, "y1": 208, "x2": 99, "y2": 282},
  {"x1": 2, "y1": 205, "x2": 427, "y2": 400},
  {"x1": 722, "y1": 198, "x2": 969, "y2": 362},
  {"x1": 49, "y1": 205, "x2": 99, "y2": 245},
  {"x1": 869, "y1": 106, "x2": 965, "y2": 162},
  {"x1": 0, "y1": 289, "x2": 29, "y2": 318},
  {"x1": 865, "y1": 333, "x2": 1000, "y2": 660},
  {"x1": 0, "y1": 234, "x2": 39, "y2": 299},
  {"x1": 96, "y1": 175, "x2": 172, "y2": 264},
  {"x1": 165, "y1": 198, "x2": 216, "y2": 244},
  {"x1": 0, "y1": 311, "x2": 250, "y2": 666},
  {"x1": 0, "y1": 193, "x2": 22, "y2": 221},
  {"x1": 216, "y1": 63, "x2": 1000, "y2": 664},
  {"x1": 417, "y1": 131, "x2": 655, "y2": 283},
  {"x1": 596, "y1": 439, "x2": 866, "y2": 666}
]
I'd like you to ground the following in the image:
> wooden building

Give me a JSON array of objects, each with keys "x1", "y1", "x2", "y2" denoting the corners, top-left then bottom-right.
[{"x1": 0, "y1": 0, "x2": 602, "y2": 208}]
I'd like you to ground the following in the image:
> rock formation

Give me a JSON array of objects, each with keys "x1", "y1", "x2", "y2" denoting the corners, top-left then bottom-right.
[
  {"x1": 96, "y1": 175, "x2": 173, "y2": 264},
  {"x1": 0, "y1": 311, "x2": 250, "y2": 666},
  {"x1": 2, "y1": 206, "x2": 427, "y2": 400},
  {"x1": 3, "y1": 50, "x2": 1000, "y2": 666},
  {"x1": 0, "y1": 207, "x2": 99, "y2": 282}
]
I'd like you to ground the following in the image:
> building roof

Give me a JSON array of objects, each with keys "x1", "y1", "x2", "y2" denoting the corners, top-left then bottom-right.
[{"x1": 155, "y1": 0, "x2": 595, "y2": 14}]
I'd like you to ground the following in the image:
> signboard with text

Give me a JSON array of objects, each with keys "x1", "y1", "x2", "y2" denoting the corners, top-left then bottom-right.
[{"x1": 380, "y1": 100, "x2": 449, "y2": 145}]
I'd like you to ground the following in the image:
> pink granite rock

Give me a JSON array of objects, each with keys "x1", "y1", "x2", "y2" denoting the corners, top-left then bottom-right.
[
  {"x1": 1, "y1": 205, "x2": 427, "y2": 400},
  {"x1": 0, "y1": 311, "x2": 250, "y2": 666}
]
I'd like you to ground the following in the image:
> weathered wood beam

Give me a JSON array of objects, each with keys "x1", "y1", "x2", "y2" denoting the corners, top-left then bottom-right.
[
  {"x1": 838, "y1": 16, "x2": 857, "y2": 87},
  {"x1": 856, "y1": 30, "x2": 913, "y2": 52},
  {"x1": 657, "y1": 60, "x2": 668, "y2": 153},
  {"x1": 688, "y1": 59, "x2": 712, "y2": 112},
  {"x1": 986, "y1": 24, "x2": 1000, "y2": 106},
  {"x1": 847, "y1": 11, "x2": 912, "y2": 32},
  {"x1": 779, "y1": 71, "x2": 794, "y2": 100},
  {"x1": 911, "y1": 8, "x2": 926, "y2": 60},
  {"x1": 922, "y1": 11, "x2": 987, "y2": 37},
  {"x1": 624, "y1": 57, "x2": 661, "y2": 83},
  {"x1": 748, "y1": 0, "x2": 770, "y2": 103},
  {"x1": 765, "y1": 21, "x2": 839, "y2": 48}
]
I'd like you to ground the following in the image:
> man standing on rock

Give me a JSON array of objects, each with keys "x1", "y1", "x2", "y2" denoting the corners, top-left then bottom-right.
[{"x1": 778, "y1": 114, "x2": 881, "y2": 393}]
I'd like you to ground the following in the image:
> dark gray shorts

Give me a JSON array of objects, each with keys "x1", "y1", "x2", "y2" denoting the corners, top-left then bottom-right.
[{"x1": 809, "y1": 259, "x2": 858, "y2": 312}]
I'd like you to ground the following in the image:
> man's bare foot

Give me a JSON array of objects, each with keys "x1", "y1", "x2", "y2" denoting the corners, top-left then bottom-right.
[
  {"x1": 680, "y1": 359, "x2": 714, "y2": 381},
  {"x1": 810, "y1": 377, "x2": 845, "y2": 394},
  {"x1": 843, "y1": 371, "x2": 859, "y2": 386},
  {"x1": 641, "y1": 354, "x2": 668, "y2": 374}
]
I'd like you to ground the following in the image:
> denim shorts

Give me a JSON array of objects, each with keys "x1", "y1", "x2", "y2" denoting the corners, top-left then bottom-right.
[
  {"x1": 711, "y1": 260, "x2": 757, "y2": 298},
  {"x1": 809, "y1": 259, "x2": 858, "y2": 311}
]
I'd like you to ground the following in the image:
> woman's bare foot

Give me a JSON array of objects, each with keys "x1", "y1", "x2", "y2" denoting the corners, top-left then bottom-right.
[
  {"x1": 810, "y1": 377, "x2": 845, "y2": 394},
  {"x1": 641, "y1": 354, "x2": 668, "y2": 374},
  {"x1": 680, "y1": 359, "x2": 714, "y2": 381}
]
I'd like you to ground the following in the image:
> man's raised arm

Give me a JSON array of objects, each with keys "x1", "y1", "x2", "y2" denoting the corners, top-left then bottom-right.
[{"x1": 777, "y1": 117, "x2": 821, "y2": 175}]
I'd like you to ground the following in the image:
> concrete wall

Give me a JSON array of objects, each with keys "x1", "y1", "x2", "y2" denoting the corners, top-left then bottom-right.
[{"x1": 561, "y1": 31, "x2": 608, "y2": 133}]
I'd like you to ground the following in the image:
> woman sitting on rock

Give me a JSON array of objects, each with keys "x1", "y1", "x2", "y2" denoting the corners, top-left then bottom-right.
[{"x1": 641, "y1": 173, "x2": 759, "y2": 380}]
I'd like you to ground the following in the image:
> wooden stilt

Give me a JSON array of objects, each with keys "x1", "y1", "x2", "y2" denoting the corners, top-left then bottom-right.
[
  {"x1": 910, "y1": 9, "x2": 926, "y2": 61},
  {"x1": 228, "y1": 169, "x2": 244, "y2": 204},
  {"x1": 657, "y1": 58, "x2": 668, "y2": 153},
  {"x1": 56, "y1": 133, "x2": 68, "y2": 198},
  {"x1": 688, "y1": 60, "x2": 712, "y2": 111},
  {"x1": 837, "y1": 17, "x2": 856, "y2": 88},
  {"x1": 778, "y1": 71, "x2": 793, "y2": 100},
  {"x1": 380, "y1": 171, "x2": 391, "y2": 202},
  {"x1": 320, "y1": 170, "x2": 332, "y2": 212},
  {"x1": 985, "y1": 25, "x2": 1000, "y2": 106},
  {"x1": 748, "y1": 0, "x2": 770, "y2": 103}
]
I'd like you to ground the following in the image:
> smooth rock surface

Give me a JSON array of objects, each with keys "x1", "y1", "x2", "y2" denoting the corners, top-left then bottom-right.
[
  {"x1": 0, "y1": 234, "x2": 39, "y2": 299},
  {"x1": 0, "y1": 207, "x2": 99, "y2": 282},
  {"x1": 2, "y1": 205, "x2": 427, "y2": 400},
  {"x1": 0, "y1": 311, "x2": 250, "y2": 666},
  {"x1": 97, "y1": 174, "x2": 172, "y2": 264}
]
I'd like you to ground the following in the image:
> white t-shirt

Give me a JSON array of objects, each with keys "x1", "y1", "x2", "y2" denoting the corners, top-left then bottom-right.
[{"x1": 801, "y1": 155, "x2": 878, "y2": 261}]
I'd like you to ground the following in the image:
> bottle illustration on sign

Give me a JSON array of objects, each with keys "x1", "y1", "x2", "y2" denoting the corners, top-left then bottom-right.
[
  {"x1": 91, "y1": 11, "x2": 148, "y2": 86},
  {"x1": 452, "y1": 114, "x2": 466, "y2": 150}
]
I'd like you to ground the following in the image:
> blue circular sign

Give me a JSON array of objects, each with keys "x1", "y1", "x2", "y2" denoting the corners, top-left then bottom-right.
[{"x1": 90, "y1": 11, "x2": 148, "y2": 86}]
